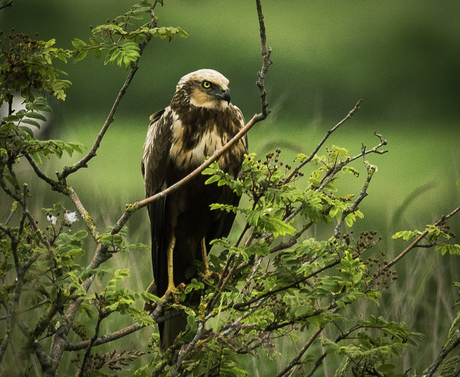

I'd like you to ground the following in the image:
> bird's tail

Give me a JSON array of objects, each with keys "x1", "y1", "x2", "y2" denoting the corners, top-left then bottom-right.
[{"x1": 160, "y1": 314, "x2": 188, "y2": 353}]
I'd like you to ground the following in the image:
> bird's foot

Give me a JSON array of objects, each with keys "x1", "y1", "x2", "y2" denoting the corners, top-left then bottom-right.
[
  {"x1": 201, "y1": 270, "x2": 221, "y2": 284},
  {"x1": 163, "y1": 283, "x2": 184, "y2": 304}
]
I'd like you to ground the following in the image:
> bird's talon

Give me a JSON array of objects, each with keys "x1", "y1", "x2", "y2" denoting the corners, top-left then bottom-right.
[{"x1": 201, "y1": 271, "x2": 220, "y2": 283}]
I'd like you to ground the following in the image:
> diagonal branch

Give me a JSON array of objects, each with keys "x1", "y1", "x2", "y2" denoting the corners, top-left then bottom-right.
[
  {"x1": 275, "y1": 327, "x2": 324, "y2": 377},
  {"x1": 386, "y1": 204, "x2": 460, "y2": 271},
  {"x1": 284, "y1": 99, "x2": 363, "y2": 184},
  {"x1": 57, "y1": 2, "x2": 160, "y2": 181},
  {"x1": 0, "y1": 0, "x2": 12, "y2": 11},
  {"x1": 64, "y1": 294, "x2": 171, "y2": 351}
]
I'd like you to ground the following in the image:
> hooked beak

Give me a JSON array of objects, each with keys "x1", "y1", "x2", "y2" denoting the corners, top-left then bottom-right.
[{"x1": 215, "y1": 88, "x2": 231, "y2": 104}]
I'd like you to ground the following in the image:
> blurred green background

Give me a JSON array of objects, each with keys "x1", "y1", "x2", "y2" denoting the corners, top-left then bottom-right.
[{"x1": 2, "y1": 0, "x2": 460, "y2": 374}]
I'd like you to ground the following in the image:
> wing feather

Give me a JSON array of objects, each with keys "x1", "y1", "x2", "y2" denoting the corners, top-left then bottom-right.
[{"x1": 142, "y1": 107, "x2": 173, "y2": 293}]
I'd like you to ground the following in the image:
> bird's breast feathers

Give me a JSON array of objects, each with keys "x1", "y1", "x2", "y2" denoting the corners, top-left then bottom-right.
[{"x1": 170, "y1": 124, "x2": 223, "y2": 168}]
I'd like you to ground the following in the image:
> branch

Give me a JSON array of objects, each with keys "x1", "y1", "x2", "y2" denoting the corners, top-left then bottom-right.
[
  {"x1": 112, "y1": 112, "x2": 265, "y2": 235},
  {"x1": 333, "y1": 145, "x2": 377, "y2": 237},
  {"x1": 65, "y1": 294, "x2": 170, "y2": 351},
  {"x1": 68, "y1": 187, "x2": 99, "y2": 240},
  {"x1": 234, "y1": 257, "x2": 342, "y2": 311},
  {"x1": 169, "y1": 322, "x2": 205, "y2": 377},
  {"x1": 386, "y1": 204, "x2": 460, "y2": 271},
  {"x1": 268, "y1": 222, "x2": 313, "y2": 253},
  {"x1": 255, "y1": 0, "x2": 272, "y2": 118},
  {"x1": 275, "y1": 327, "x2": 324, "y2": 377},
  {"x1": 24, "y1": 154, "x2": 63, "y2": 192},
  {"x1": 57, "y1": 3, "x2": 160, "y2": 181},
  {"x1": 284, "y1": 99, "x2": 363, "y2": 183},
  {"x1": 422, "y1": 314, "x2": 460, "y2": 377},
  {"x1": 0, "y1": 0, "x2": 12, "y2": 11},
  {"x1": 280, "y1": 131, "x2": 387, "y2": 229}
]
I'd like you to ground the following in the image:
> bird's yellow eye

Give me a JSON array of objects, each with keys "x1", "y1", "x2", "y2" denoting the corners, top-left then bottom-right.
[{"x1": 202, "y1": 81, "x2": 211, "y2": 89}]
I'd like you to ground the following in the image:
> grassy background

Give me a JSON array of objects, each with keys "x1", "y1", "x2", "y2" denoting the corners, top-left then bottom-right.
[{"x1": 1, "y1": 0, "x2": 460, "y2": 375}]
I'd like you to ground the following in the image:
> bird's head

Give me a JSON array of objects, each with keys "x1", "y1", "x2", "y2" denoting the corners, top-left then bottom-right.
[{"x1": 176, "y1": 69, "x2": 232, "y2": 111}]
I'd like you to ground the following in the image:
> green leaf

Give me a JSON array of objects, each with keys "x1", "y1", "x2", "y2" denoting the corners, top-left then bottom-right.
[
  {"x1": 74, "y1": 49, "x2": 88, "y2": 63},
  {"x1": 21, "y1": 118, "x2": 41, "y2": 128},
  {"x1": 205, "y1": 175, "x2": 221, "y2": 185},
  {"x1": 31, "y1": 152, "x2": 42, "y2": 165},
  {"x1": 74, "y1": 230, "x2": 88, "y2": 239},
  {"x1": 72, "y1": 38, "x2": 88, "y2": 49},
  {"x1": 27, "y1": 112, "x2": 47, "y2": 122},
  {"x1": 90, "y1": 48, "x2": 102, "y2": 59},
  {"x1": 345, "y1": 213, "x2": 354, "y2": 227}
]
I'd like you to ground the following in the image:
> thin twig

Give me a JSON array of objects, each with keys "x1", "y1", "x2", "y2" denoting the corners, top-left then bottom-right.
[
  {"x1": 0, "y1": 0, "x2": 13, "y2": 12},
  {"x1": 386, "y1": 204, "x2": 460, "y2": 271},
  {"x1": 281, "y1": 131, "x2": 386, "y2": 228},
  {"x1": 255, "y1": 0, "x2": 272, "y2": 118},
  {"x1": 169, "y1": 322, "x2": 205, "y2": 377},
  {"x1": 65, "y1": 293, "x2": 171, "y2": 351},
  {"x1": 275, "y1": 327, "x2": 324, "y2": 377},
  {"x1": 284, "y1": 99, "x2": 362, "y2": 183},
  {"x1": 333, "y1": 145, "x2": 377, "y2": 237},
  {"x1": 68, "y1": 187, "x2": 99, "y2": 240}
]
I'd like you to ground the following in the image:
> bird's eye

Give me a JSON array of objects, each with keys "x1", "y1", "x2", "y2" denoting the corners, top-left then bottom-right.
[{"x1": 202, "y1": 81, "x2": 211, "y2": 89}]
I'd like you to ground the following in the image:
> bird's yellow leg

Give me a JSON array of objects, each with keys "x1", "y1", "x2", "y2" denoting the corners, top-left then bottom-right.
[
  {"x1": 201, "y1": 238, "x2": 212, "y2": 278},
  {"x1": 166, "y1": 235, "x2": 176, "y2": 294}
]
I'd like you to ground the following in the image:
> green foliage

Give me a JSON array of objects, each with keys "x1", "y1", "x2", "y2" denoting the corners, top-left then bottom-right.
[
  {"x1": 0, "y1": 31, "x2": 72, "y2": 103},
  {"x1": 71, "y1": 1, "x2": 188, "y2": 68},
  {"x1": 1, "y1": 97, "x2": 83, "y2": 165},
  {"x1": 1, "y1": 1, "x2": 460, "y2": 377}
]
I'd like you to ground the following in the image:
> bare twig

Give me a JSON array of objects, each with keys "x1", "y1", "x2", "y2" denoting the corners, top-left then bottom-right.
[
  {"x1": 255, "y1": 0, "x2": 272, "y2": 118},
  {"x1": 284, "y1": 99, "x2": 363, "y2": 183},
  {"x1": 24, "y1": 154, "x2": 64, "y2": 193},
  {"x1": 275, "y1": 327, "x2": 324, "y2": 377},
  {"x1": 0, "y1": 0, "x2": 12, "y2": 11},
  {"x1": 68, "y1": 187, "x2": 99, "y2": 240}
]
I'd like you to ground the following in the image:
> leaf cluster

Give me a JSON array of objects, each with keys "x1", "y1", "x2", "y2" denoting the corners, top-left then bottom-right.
[
  {"x1": 72, "y1": 1, "x2": 188, "y2": 68},
  {"x1": 151, "y1": 142, "x2": 418, "y2": 376},
  {"x1": 0, "y1": 31, "x2": 72, "y2": 103}
]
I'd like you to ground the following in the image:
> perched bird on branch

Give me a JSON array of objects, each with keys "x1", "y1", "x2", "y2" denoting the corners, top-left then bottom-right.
[{"x1": 142, "y1": 69, "x2": 248, "y2": 351}]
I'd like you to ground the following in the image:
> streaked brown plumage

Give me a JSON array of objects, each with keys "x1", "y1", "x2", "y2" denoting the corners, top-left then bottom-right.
[{"x1": 141, "y1": 69, "x2": 247, "y2": 351}]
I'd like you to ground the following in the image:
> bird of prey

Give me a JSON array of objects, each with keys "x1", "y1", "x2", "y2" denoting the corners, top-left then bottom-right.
[{"x1": 142, "y1": 69, "x2": 248, "y2": 351}]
